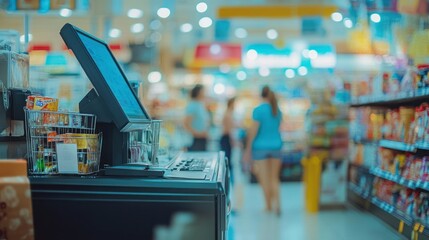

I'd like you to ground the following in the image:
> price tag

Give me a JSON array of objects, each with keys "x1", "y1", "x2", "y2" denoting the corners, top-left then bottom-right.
[
  {"x1": 398, "y1": 221, "x2": 404, "y2": 233},
  {"x1": 415, "y1": 223, "x2": 421, "y2": 232}
]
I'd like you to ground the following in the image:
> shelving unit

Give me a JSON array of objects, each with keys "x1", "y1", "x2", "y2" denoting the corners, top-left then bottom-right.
[
  {"x1": 351, "y1": 88, "x2": 429, "y2": 107},
  {"x1": 349, "y1": 90, "x2": 429, "y2": 239},
  {"x1": 347, "y1": 179, "x2": 429, "y2": 240}
]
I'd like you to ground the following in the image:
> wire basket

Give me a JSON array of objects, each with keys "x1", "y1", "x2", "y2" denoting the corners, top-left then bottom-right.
[
  {"x1": 25, "y1": 109, "x2": 102, "y2": 175},
  {"x1": 128, "y1": 120, "x2": 161, "y2": 165}
]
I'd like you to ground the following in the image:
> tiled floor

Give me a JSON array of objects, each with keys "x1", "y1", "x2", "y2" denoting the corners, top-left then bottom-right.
[{"x1": 229, "y1": 182, "x2": 403, "y2": 240}]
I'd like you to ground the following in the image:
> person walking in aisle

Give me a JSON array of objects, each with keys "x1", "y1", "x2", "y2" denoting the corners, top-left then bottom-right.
[
  {"x1": 184, "y1": 84, "x2": 210, "y2": 151},
  {"x1": 243, "y1": 86, "x2": 283, "y2": 215},
  {"x1": 220, "y1": 97, "x2": 236, "y2": 184}
]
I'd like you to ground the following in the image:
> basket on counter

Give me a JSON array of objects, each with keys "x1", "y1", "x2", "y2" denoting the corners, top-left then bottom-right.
[
  {"x1": 25, "y1": 109, "x2": 102, "y2": 175},
  {"x1": 128, "y1": 120, "x2": 162, "y2": 165}
]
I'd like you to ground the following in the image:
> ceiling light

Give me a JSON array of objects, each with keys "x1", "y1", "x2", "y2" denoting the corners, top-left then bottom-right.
[
  {"x1": 131, "y1": 23, "x2": 144, "y2": 33},
  {"x1": 109, "y1": 28, "x2": 121, "y2": 38},
  {"x1": 150, "y1": 20, "x2": 162, "y2": 30},
  {"x1": 308, "y1": 50, "x2": 318, "y2": 59},
  {"x1": 370, "y1": 13, "x2": 381, "y2": 23},
  {"x1": 298, "y1": 66, "x2": 308, "y2": 76},
  {"x1": 236, "y1": 71, "x2": 247, "y2": 81},
  {"x1": 246, "y1": 49, "x2": 258, "y2": 61},
  {"x1": 199, "y1": 17, "x2": 212, "y2": 28},
  {"x1": 157, "y1": 8, "x2": 170, "y2": 18},
  {"x1": 210, "y1": 44, "x2": 221, "y2": 55},
  {"x1": 259, "y1": 67, "x2": 270, "y2": 77},
  {"x1": 59, "y1": 8, "x2": 72, "y2": 17},
  {"x1": 196, "y1": 2, "x2": 208, "y2": 13},
  {"x1": 331, "y1": 12, "x2": 343, "y2": 22},
  {"x1": 285, "y1": 69, "x2": 295, "y2": 78},
  {"x1": 266, "y1": 29, "x2": 278, "y2": 40},
  {"x1": 302, "y1": 49, "x2": 310, "y2": 58},
  {"x1": 234, "y1": 28, "x2": 247, "y2": 38},
  {"x1": 19, "y1": 34, "x2": 32, "y2": 43},
  {"x1": 214, "y1": 83, "x2": 225, "y2": 95},
  {"x1": 148, "y1": 71, "x2": 162, "y2": 83},
  {"x1": 127, "y1": 8, "x2": 143, "y2": 19},
  {"x1": 180, "y1": 23, "x2": 193, "y2": 33},
  {"x1": 344, "y1": 18, "x2": 353, "y2": 28}
]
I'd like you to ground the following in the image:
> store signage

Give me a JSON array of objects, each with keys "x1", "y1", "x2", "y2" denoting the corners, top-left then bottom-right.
[
  {"x1": 187, "y1": 43, "x2": 242, "y2": 68},
  {"x1": 242, "y1": 44, "x2": 301, "y2": 69}
]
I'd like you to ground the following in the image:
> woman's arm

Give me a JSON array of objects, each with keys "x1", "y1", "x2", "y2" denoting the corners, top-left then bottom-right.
[
  {"x1": 243, "y1": 120, "x2": 259, "y2": 162},
  {"x1": 184, "y1": 115, "x2": 207, "y2": 138}
]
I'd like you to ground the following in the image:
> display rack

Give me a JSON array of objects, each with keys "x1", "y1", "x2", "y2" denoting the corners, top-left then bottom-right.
[
  {"x1": 351, "y1": 88, "x2": 429, "y2": 107},
  {"x1": 348, "y1": 89, "x2": 429, "y2": 240},
  {"x1": 348, "y1": 182, "x2": 429, "y2": 240}
]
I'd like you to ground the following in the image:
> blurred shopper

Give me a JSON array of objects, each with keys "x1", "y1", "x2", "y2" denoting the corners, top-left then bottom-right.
[
  {"x1": 220, "y1": 97, "x2": 236, "y2": 183},
  {"x1": 243, "y1": 86, "x2": 283, "y2": 215},
  {"x1": 184, "y1": 84, "x2": 210, "y2": 151}
]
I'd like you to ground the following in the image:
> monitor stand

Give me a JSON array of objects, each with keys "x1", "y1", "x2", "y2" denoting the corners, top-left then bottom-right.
[{"x1": 79, "y1": 88, "x2": 165, "y2": 178}]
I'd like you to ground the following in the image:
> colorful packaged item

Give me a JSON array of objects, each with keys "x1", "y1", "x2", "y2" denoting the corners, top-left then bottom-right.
[
  {"x1": 26, "y1": 96, "x2": 58, "y2": 111},
  {"x1": 0, "y1": 160, "x2": 34, "y2": 240}
]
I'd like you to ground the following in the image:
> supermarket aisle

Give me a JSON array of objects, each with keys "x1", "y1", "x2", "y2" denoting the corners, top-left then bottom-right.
[{"x1": 229, "y1": 182, "x2": 402, "y2": 240}]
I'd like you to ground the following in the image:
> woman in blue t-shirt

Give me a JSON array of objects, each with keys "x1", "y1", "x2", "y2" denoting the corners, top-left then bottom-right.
[{"x1": 244, "y1": 85, "x2": 283, "y2": 215}]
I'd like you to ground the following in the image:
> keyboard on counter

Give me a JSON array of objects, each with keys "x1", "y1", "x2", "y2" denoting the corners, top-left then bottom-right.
[{"x1": 164, "y1": 152, "x2": 219, "y2": 180}]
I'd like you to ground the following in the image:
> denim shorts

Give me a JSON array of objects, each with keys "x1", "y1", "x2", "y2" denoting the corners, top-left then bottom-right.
[{"x1": 252, "y1": 150, "x2": 282, "y2": 160}]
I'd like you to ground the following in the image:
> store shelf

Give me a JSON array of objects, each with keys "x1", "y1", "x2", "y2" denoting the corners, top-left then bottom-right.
[
  {"x1": 371, "y1": 168, "x2": 417, "y2": 189},
  {"x1": 378, "y1": 139, "x2": 429, "y2": 154},
  {"x1": 351, "y1": 88, "x2": 429, "y2": 107},
  {"x1": 349, "y1": 162, "x2": 371, "y2": 173},
  {"x1": 379, "y1": 139, "x2": 416, "y2": 152},
  {"x1": 369, "y1": 197, "x2": 429, "y2": 240},
  {"x1": 351, "y1": 137, "x2": 379, "y2": 145},
  {"x1": 348, "y1": 183, "x2": 370, "y2": 199}
]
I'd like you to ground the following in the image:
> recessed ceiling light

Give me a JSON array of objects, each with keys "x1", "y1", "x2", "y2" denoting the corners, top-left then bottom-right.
[
  {"x1": 308, "y1": 50, "x2": 318, "y2": 59},
  {"x1": 59, "y1": 8, "x2": 72, "y2": 17},
  {"x1": 199, "y1": 17, "x2": 212, "y2": 28},
  {"x1": 370, "y1": 13, "x2": 381, "y2": 23},
  {"x1": 344, "y1": 18, "x2": 353, "y2": 28},
  {"x1": 246, "y1": 49, "x2": 258, "y2": 61},
  {"x1": 148, "y1": 71, "x2": 162, "y2": 83},
  {"x1": 266, "y1": 29, "x2": 278, "y2": 40},
  {"x1": 127, "y1": 8, "x2": 143, "y2": 19},
  {"x1": 109, "y1": 28, "x2": 121, "y2": 38},
  {"x1": 196, "y1": 2, "x2": 208, "y2": 13},
  {"x1": 331, "y1": 12, "x2": 343, "y2": 22},
  {"x1": 214, "y1": 83, "x2": 226, "y2": 95},
  {"x1": 131, "y1": 23, "x2": 144, "y2": 33},
  {"x1": 236, "y1": 71, "x2": 247, "y2": 81},
  {"x1": 180, "y1": 23, "x2": 193, "y2": 33},
  {"x1": 157, "y1": 8, "x2": 170, "y2": 18},
  {"x1": 285, "y1": 69, "x2": 295, "y2": 78},
  {"x1": 298, "y1": 66, "x2": 308, "y2": 76}
]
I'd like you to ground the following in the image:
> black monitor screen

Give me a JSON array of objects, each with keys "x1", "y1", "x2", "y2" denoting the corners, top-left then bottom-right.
[
  {"x1": 78, "y1": 33, "x2": 144, "y2": 117},
  {"x1": 60, "y1": 23, "x2": 150, "y2": 132}
]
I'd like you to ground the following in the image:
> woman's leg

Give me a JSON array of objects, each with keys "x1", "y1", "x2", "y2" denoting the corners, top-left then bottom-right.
[
  {"x1": 268, "y1": 158, "x2": 282, "y2": 214},
  {"x1": 253, "y1": 160, "x2": 272, "y2": 211}
]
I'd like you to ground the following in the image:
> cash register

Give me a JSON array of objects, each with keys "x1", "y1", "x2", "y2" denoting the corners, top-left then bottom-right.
[{"x1": 29, "y1": 23, "x2": 229, "y2": 240}]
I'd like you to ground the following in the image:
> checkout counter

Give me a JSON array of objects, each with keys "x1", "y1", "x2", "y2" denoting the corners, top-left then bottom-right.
[{"x1": 21, "y1": 23, "x2": 230, "y2": 240}]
